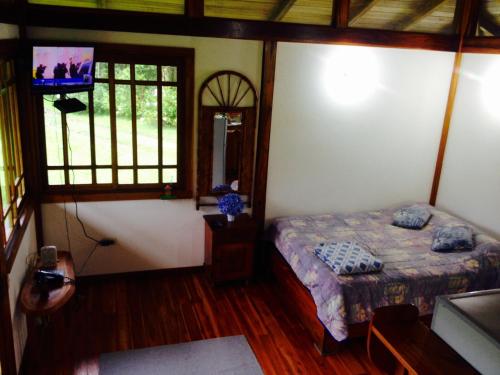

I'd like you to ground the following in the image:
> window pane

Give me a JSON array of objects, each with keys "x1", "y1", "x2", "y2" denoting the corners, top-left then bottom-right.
[
  {"x1": 66, "y1": 92, "x2": 91, "y2": 165},
  {"x1": 138, "y1": 169, "x2": 158, "y2": 184},
  {"x1": 135, "y1": 65, "x2": 157, "y2": 81},
  {"x1": 48, "y1": 170, "x2": 65, "y2": 185},
  {"x1": 96, "y1": 168, "x2": 112, "y2": 184},
  {"x1": 136, "y1": 85, "x2": 158, "y2": 165},
  {"x1": 118, "y1": 169, "x2": 133, "y2": 184},
  {"x1": 44, "y1": 95, "x2": 64, "y2": 166},
  {"x1": 4, "y1": 210, "x2": 13, "y2": 241},
  {"x1": 95, "y1": 62, "x2": 108, "y2": 79},
  {"x1": 17, "y1": 179, "x2": 25, "y2": 201},
  {"x1": 115, "y1": 64, "x2": 130, "y2": 80},
  {"x1": 162, "y1": 66, "x2": 177, "y2": 82},
  {"x1": 69, "y1": 169, "x2": 92, "y2": 184},
  {"x1": 93, "y1": 83, "x2": 112, "y2": 165},
  {"x1": 162, "y1": 86, "x2": 177, "y2": 165},
  {"x1": 163, "y1": 168, "x2": 177, "y2": 183},
  {"x1": 116, "y1": 84, "x2": 133, "y2": 166},
  {"x1": 0, "y1": 144, "x2": 8, "y2": 213}
]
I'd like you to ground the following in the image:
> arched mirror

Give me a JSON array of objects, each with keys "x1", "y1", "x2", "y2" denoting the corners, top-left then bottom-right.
[{"x1": 196, "y1": 71, "x2": 258, "y2": 209}]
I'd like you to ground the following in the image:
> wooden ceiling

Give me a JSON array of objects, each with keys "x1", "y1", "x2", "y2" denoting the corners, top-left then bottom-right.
[
  {"x1": 29, "y1": 0, "x2": 185, "y2": 14},
  {"x1": 478, "y1": 0, "x2": 500, "y2": 35},
  {"x1": 349, "y1": 0, "x2": 457, "y2": 34},
  {"x1": 26, "y1": 0, "x2": 500, "y2": 36}
]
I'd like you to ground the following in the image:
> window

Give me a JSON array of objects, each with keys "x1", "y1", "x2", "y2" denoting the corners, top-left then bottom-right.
[
  {"x1": 0, "y1": 59, "x2": 26, "y2": 247},
  {"x1": 40, "y1": 44, "x2": 194, "y2": 200}
]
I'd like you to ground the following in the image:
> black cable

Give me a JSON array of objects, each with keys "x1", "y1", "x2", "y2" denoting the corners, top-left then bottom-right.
[
  {"x1": 65, "y1": 117, "x2": 99, "y2": 244},
  {"x1": 63, "y1": 199, "x2": 72, "y2": 252},
  {"x1": 78, "y1": 241, "x2": 99, "y2": 275}
]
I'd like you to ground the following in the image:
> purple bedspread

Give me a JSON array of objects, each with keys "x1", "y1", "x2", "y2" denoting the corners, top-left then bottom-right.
[{"x1": 268, "y1": 204, "x2": 500, "y2": 342}]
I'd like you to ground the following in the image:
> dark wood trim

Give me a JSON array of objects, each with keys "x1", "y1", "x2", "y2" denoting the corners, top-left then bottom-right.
[
  {"x1": 0, "y1": 269, "x2": 16, "y2": 375},
  {"x1": 0, "y1": 40, "x2": 19, "y2": 59},
  {"x1": 429, "y1": 52, "x2": 462, "y2": 206},
  {"x1": 0, "y1": 3, "x2": 18, "y2": 24},
  {"x1": 77, "y1": 265, "x2": 204, "y2": 284},
  {"x1": 252, "y1": 41, "x2": 276, "y2": 229},
  {"x1": 430, "y1": 0, "x2": 480, "y2": 205},
  {"x1": 24, "y1": 4, "x2": 459, "y2": 52},
  {"x1": 185, "y1": 0, "x2": 204, "y2": 18},
  {"x1": 42, "y1": 189, "x2": 192, "y2": 203},
  {"x1": 333, "y1": 0, "x2": 350, "y2": 28},
  {"x1": 460, "y1": 0, "x2": 481, "y2": 37},
  {"x1": 5, "y1": 202, "x2": 34, "y2": 272},
  {"x1": 463, "y1": 36, "x2": 500, "y2": 53}
]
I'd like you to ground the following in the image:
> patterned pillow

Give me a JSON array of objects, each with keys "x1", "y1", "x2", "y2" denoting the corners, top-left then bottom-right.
[
  {"x1": 392, "y1": 205, "x2": 431, "y2": 229},
  {"x1": 314, "y1": 241, "x2": 384, "y2": 275},
  {"x1": 431, "y1": 225, "x2": 474, "y2": 252}
]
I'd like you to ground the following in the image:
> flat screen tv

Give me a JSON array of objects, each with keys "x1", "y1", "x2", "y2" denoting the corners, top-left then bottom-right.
[{"x1": 32, "y1": 46, "x2": 95, "y2": 94}]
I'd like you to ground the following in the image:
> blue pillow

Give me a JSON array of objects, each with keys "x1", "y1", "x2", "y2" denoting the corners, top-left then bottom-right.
[
  {"x1": 314, "y1": 241, "x2": 383, "y2": 275},
  {"x1": 392, "y1": 205, "x2": 431, "y2": 229},
  {"x1": 431, "y1": 225, "x2": 474, "y2": 252}
]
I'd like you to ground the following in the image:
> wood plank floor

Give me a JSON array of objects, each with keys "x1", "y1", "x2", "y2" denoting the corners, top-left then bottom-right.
[{"x1": 22, "y1": 270, "x2": 384, "y2": 375}]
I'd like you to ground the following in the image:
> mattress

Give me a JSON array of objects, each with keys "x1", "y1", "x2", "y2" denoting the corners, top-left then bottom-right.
[{"x1": 268, "y1": 203, "x2": 500, "y2": 342}]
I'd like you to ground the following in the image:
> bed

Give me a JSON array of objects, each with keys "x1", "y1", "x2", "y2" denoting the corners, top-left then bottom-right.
[{"x1": 267, "y1": 203, "x2": 500, "y2": 354}]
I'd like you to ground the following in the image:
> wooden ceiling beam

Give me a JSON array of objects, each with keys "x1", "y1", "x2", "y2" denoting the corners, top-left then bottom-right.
[
  {"x1": 349, "y1": 0, "x2": 382, "y2": 26},
  {"x1": 332, "y1": 0, "x2": 350, "y2": 28},
  {"x1": 269, "y1": 0, "x2": 297, "y2": 21},
  {"x1": 478, "y1": 10, "x2": 500, "y2": 36},
  {"x1": 24, "y1": 4, "x2": 458, "y2": 52},
  {"x1": 397, "y1": 0, "x2": 446, "y2": 31},
  {"x1": 185, "y1": 0, "x2": 204, "y2": 18}
]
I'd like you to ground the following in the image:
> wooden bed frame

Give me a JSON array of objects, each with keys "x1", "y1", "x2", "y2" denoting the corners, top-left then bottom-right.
[{"x1": 267, "y1": 244, "x2": 431, "y2": 355}]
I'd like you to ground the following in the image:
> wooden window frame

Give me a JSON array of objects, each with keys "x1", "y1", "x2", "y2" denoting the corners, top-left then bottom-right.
[
  {"x1": 37, "y1": 43, "x2": 194, "y2": 202},
  {"x1": 0, "y1": 50, "x2": 32, "y2": 269}
]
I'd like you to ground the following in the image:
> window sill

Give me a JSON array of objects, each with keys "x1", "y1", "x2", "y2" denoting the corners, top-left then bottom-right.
[
  {"x1": 5, "y1": 199, "x2": 34, "y2": 273},
  {"x1": 42, "y1": 189, "x2": 193, "y2": 203}
]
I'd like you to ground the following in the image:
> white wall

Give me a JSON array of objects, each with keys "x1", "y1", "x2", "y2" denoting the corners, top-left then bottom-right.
[
  {"x1": 266, "y1": 42, "x2": 455, "y2": 219},
  {"x1": 0, "y1": 23, "x2": 19, "y2": 39},
  {"x1": 437, "y1": 53, "x2": 500, "y2": 238},
  {"x1": 28, "y1": 27, "x2": 263, "y2": 275},
  {"x1": 8, "y1": 216, "x2": 37, "y2": 372}
]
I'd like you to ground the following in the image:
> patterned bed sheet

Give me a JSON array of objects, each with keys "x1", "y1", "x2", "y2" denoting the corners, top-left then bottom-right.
[{"x1": 268, "y1": 203, "x2": 500, "y2": 342}]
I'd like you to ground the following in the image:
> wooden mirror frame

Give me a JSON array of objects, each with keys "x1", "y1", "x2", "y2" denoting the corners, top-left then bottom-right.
[{"x1": 196, "y1": 71, "x2": 258, "y2": 209}]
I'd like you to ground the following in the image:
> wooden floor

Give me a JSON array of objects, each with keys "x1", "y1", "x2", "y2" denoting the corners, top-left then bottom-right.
[{"x1": 22, "y1": 270, "x2": 384, "y2": 375}]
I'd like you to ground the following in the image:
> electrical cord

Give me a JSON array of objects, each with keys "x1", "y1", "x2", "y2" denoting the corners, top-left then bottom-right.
[
  {"x1": 77, "y1": 241, "x2": 99, "y2": 275},
  {"x1": 63, "y1": 199, "x2": 72, "y2": 252},
  {"x1": 65, "y1": 115, "x2": 100, "y2": 244},
  {"x1": 64, "y1": 111, "x2": 102, "y2": 275}
]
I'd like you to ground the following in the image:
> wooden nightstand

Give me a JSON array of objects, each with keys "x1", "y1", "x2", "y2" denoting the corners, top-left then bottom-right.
[{"x1": 203, "y1": 213, "x2": 257, "y2": 285}]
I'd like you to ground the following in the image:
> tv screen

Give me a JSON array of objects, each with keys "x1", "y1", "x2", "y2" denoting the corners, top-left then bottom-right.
[{"x1": 32, "y1": 46, "x2": 94, "y2": 94}]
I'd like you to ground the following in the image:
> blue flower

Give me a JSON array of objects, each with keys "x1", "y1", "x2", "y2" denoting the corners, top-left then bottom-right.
[{"x1": 218, "y1": 193, "x2": 244, "y2": 216}]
